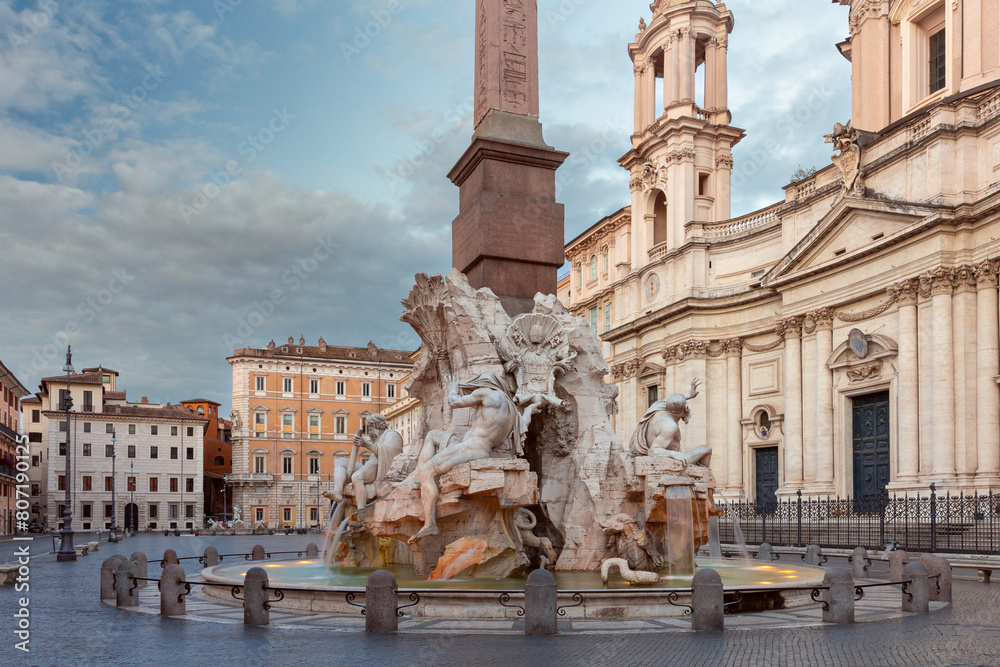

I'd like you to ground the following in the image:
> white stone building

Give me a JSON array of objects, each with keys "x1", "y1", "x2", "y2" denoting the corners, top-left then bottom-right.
[
  {"x1": 30, "y1": 366, "x2": 207, "y2": 531},
  {"x1": 563, "y1": 0, "x2": 1000, "y2": 504}
]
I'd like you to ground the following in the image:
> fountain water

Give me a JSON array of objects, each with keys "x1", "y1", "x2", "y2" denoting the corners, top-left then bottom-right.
[{"x1": 663, "y1": 486, "x2": 696, "y2": 576}]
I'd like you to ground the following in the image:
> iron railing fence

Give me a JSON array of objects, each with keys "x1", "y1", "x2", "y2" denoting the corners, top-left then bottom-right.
[{"x1": 719, "y1": 486, "x2": 1000, "y2": 555}]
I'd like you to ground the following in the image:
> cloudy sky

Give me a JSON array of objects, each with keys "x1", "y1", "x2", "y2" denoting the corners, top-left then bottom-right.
[{"x1": 0, "y1": 0, "x2": 852, "y2": 413}]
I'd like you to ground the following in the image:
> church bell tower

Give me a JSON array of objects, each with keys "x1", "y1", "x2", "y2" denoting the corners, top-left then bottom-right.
[{"x1": 621, "y1": 0, "x2": 745, "y2": 271}]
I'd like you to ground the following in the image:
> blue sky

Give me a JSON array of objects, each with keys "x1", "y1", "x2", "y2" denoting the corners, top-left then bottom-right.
[{"x1": 0, "y1": 0, "x2": 852, "y2": 412}]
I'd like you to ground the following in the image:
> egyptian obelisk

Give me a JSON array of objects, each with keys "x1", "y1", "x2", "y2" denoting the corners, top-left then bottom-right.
[{"x1": 448, "y1": 0, "x2": 569, "y2": 315}]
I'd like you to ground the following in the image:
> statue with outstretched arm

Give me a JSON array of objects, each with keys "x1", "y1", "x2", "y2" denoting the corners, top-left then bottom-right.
[
  {"x1": 323, "y1": 413, "x2": 402, "y2": 509},
  {"x1": 628, "y1": 377, "x2": 712, "y2": 467},
  {"x1": 405, "y1": 372, "x2": 521, "y2": 544}
]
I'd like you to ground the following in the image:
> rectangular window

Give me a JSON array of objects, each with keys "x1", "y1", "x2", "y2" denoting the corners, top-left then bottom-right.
[
  {"x1": 171, "y1": 426, "x2": 178, "y2": 436},
  {"x1": 589, "y1": 307, "x2": 598, "y2": 333},
  {"x1": 83, "y1": 443, "x2": 91, "y2": 457},
  {"x1": 309, "y1": 457, "x2": 320, "y2": 474},
  {"x1": 149, "y1": 477, "x2": 158, "y2": 492},
  {"x1": 186, "y1": 505, "x2": 194, "y2": 519},
  {"x1": 58, "y1": 476, "x2": 65, "y2": 492},
  {"x1": 283, "y1": 378, "x2": 293, "y2": 393},
  {"x1": 336, "y1": 381, "x2": 345, "y2": 396},
  {"x1": 58, "y1": 389, "x2": 68, "y2": 411},
  {"x1": 29, "y1": 433, "x2": 41, "y2": 443},
  {"x1": 283, "y1": 414, "x2": 293, "y2": 428},
  {"x1": 82, "y1": 476, "x2": 92, "y2": 491},
  {"x1": 104, "y1": 476, "x2": 113, "y2": 492},
  {"x1": 604, "y1": 303, "x2": 611, "y2": 332},
  {"x1": 59, "y1": 421, "x2": 67, "y2": 432},
  {"x1": 187, "y1": 427, "x2": 194, "y2": 437},
  {"x1": 127, "y1": 477, "x2": 136, "y2": 492},
  {"x1": 83, "y1": 422, "x2": 91, "y2": 433},
  {"x1": 150, "y1": 446, "x2": 158, "y2": 459},
  {"x1": 106, "y1": 423, "x2": 114, "y2": 434},
  {"x1": 604, "y1": 246, "x2": 610, "y2": 272},
  {"x1": 169, "y1": 505, "x2": 178, "y2": 519},
  {"x1": 310, "y1": 507, "x2": 318, "y2": 523},
  {"x1": 590, "y1": 255, "x2": 598, "y2": 281},
  {"x1": 186, "y1": 447, "x2": 194, "y2": 460},
  {"x1": 255, "y1": 413, "x2": 266, "y2": 432},
  {"x1": 58, "y1": 442, "x2": 66, "y2": 456},
  {"x1": 128, "y1": 424, "x2": 136, "y2": 435},
  {"x1": 282, "y1": 457, "x2": 293, "y2": 475},
  {"x1": 170, "y1": 447, "x2": 178, "y2": 460},
  {"x1": 83, "y1": 390, "x2": 93, "y2": 412},
  {"x1": 105, "y1": 444, "x2": 113, "y2": 457},
  {"x1": 32, "y1": 455, "x2": 39, "y2": 466},
  {"x1": 254, "y1": 507, "x2": 265, "y2": 522},
  {"x1": 151, "y1": 425, "x2": 158, "y2": 436},
  {"x1": 335, "y1": 416, "x2": 346, "y2": 435},
  {"x1": 170, "y1": 478, "x2": 178, "y2": 493},
  {"x1": 82, "y1": 504, "x2": 92, "y2": 518},
  {"x1": 309, "y1": 414, "x2": 319, "y2": 428},
  {"x1": 254, "y1": 456, "x2": 265, "y2": 474},
  {"x1": 31, "y1": 484, "x2": 40, "y2": 496},
  {"x1": 127, "y1": 445, "x2": 136, "y2": 458},
  {"x1": 149, "y1": 504, "x2": 158, "y2": 518},
  {"x1": 310, "y1": 379, "x2": 320, "y2": 394},
  {"x1": 362, "y1": 383, "x2": 371, "y2": 398},
  {"x1": 283, "y1": 507, "x2": 292, "y2": 523},
  {"x1": 929, "y1": 28, "x2": 946, "y2": 94},
  {"x1": 186, "y1": 478, "x2": 194, "y2": 493},
  {"x1": 648, "y1": 385, "x2": 659, "y2": 408},
  {"x1": 387, "y1": 383, "x2": 396, "y2": 399},
  {"x1": 255, "y1": 376, "x2": 265, "y2": 392},
  {"x1": 32, "y1": 409, "x2": 39, "y2": 423},
  {"x1": 104, "y1": 504, "x2": 113, "y2": 518}
]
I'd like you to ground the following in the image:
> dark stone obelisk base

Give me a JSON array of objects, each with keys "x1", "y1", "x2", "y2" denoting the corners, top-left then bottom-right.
[{"x1": 449, "y1": 110, "x2": 568, "y2": 316}]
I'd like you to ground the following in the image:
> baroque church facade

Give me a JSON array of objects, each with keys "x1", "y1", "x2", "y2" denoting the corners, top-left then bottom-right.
[{"x1": 563, "y1": 0, "x2": 1000, "y2": 503}]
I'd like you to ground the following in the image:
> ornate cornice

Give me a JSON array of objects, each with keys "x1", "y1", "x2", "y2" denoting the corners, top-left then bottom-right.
[{"x1": 849, "y1": 0, "x2": 886, "y2": 36}]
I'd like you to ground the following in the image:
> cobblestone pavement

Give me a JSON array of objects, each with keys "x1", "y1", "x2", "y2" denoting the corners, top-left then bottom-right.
[{"x1": 2, "y1": 534, "x2": 999, "y2": 666}]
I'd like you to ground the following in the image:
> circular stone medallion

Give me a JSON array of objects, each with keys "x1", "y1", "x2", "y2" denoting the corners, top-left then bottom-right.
[
  {"x1": 848, "y1": 329, "x2": 869, "y2": 359},
  {"x1": 645, "y1": 273, "x2": 661, "y2": 302}
]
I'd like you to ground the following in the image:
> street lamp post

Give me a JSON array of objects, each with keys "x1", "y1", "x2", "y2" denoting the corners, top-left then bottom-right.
[
  {"x1": 109, "y1": 430, "x2": 119, "y2": 542},
  {"x1": 128, "y1": 460, "x2": 135, "y2": 535},
  {"x1": 56, "y1": 346, "x2": 76, "y2": 561}
]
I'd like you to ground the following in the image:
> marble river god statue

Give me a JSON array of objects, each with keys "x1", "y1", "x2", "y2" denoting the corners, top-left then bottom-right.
[
  {"x1": 629, "y1": 377, "x2": 712, "y2": 468},
  {"x1": 323, "y1": 413, "x2": 403, "y2": 509}
]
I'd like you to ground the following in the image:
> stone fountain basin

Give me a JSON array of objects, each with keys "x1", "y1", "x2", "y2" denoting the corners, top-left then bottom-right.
[{"x1": 200, "y1": 558, "x2": 825, "y2": 619}]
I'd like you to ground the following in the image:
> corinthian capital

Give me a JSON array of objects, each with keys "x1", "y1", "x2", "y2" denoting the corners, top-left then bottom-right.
[
  {"x1": 975, "y1": 260, "x2": 999, "y2": 288},
  {"x1": 723, "y1": 338, "x2": 743, "y2": 357},
  {"x1": 778, "y1": 316, "x2": 803, "y2": 339},
  {"x1": 888, "y1": 278, "x2": 919, "y2": 306},
  {"x1": 921, "y1": 267, "x2": 955, "y2": 296}
]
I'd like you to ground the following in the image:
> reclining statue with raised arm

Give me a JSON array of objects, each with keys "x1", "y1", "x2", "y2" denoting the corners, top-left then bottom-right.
[
  {"x1": 323, "y1": 413, "x2": 403, "y2": 509},
  {"x1": 403, "y1": 372, "x2": 523, "y2": 543},
  {"x1": 628, "y1": 377, "x2": 712, "y2": 467}
]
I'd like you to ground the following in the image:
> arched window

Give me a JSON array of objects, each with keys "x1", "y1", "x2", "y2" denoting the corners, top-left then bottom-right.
[
  {"x1": 197, "y1": 406, "x2": 204, "y2": 415},
  {"x1": 653, "y1": 191, "x2": 668, "y2": 246},
  {"x1": 590, "y1": 255, "x2": 598, "y2": 281}
]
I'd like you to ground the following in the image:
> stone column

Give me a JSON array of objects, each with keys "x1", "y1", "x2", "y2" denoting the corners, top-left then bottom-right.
[
  {"x1": 681, "y1": 342, "x2": 709, "y2": 449},
  {"x1": 667, "y1": 36, "x2": 680, "y2": 106},
  {"x1": 976, "y1": 260, "x2": 1000, "y2": 482},
  {"x1": 679, "y1": 29, "x2": 695, "y2": 104},
  {"x1": 715, "y1": 36, "x2": 728, "y2": 112},
  {"x1": 814, "y1": 309, "x2": 835, "y2": 491},
  {"x1": 926, "y1": 269, "x2": 956, "y2": 480},
  {"x1": 892, "y1": 280, "x2": 920, "y2": 484},
  {"x1": 715, "y1": 154, "x2": 733, "y2": 222},
  {"x1": 634, "y1": 56, "x2": 647, "y2": 133},
  {"x1": 704, "y1": 39, "x2": 718, "y2": 111},
  {"x1": 801, "y1": 326, "x2": 817, "y2": 486},
  {"x1": 779, "y1": 317, "x2": 803, "y2": 493},
  {"x1": 725, "y1": 339, "x2": 743, "y2": 493},
  {"x1": 953, "y1": 266, "x2": 978, "y2": 481}
]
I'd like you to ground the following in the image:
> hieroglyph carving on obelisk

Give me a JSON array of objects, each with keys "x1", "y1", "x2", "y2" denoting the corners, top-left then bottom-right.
[{"x1": 474, "y1": 0, "x2": 540, "y2": 128}]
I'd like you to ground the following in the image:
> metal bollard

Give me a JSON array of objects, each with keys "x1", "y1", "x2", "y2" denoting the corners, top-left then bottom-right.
[
  {"x1": 756, "y1": 543, "x2": 773, "y2": 561},
  {"x1": 130, "y1": 552, "x2": 148, "y2": 586},
  {"x1": 306, "y1": 543, "x2": 319, "y2": 559},
  {"x1": 161, "y1": 549, "x2": 179, "y2": 567},
  {"x1": 365, "y1": 570, "x2": 399, "y2": 633},
  {"x1": 918, "y1": 554, "x2": 952, "y2": 603},
  {"x1": 902, "y1": 562, "x2": 929, "y2": 613},
  {"x1": 822, "y1": 568, "x2": 855, "y2": 624},
  {"x1": 691, "y1": 568, "x2": 724, "y2": 632},
  {"x1": 524, "y1": 569, "x2": 558, "y2": 636},
  {"x1": 203, "y1": 546, "x2": 220, "y2": 567},
  {"x1": 251, "y1": 545, "x2": 266, "y2": 561},
  {"x1": 101, "y1": 556, "x2": 126, "y2": 600},
  {"x1": 160, "y1": 564, "x2": 187, "y2": 617},
  {"x1": 243, "y1": 567, "x2": 270, "y2": 627},
  {"x1": 851, "y1": 547, "x2": 870, "y2": 579},
  {"x1": 115, "y1": 559, "x2": 139, "y2": 608}
]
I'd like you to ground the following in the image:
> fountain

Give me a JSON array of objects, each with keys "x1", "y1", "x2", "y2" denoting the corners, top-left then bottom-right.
[{"x1": 203, "y1": 271, "x2": 825, "y2": 618}]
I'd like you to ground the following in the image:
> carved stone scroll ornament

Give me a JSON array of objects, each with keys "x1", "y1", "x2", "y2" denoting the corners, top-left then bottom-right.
[
  {"x1": 824, "y1": 120, "x2": 865, "y2": 196},
  {"x1": 846, "y1": 361, "x2": 883, "y2": 383}
]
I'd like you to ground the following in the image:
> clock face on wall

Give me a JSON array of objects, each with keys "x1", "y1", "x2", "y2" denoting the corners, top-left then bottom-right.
[
  {"x1": 645, "y1": 273, "x2": 661, "y2": 302},
  {"x1": 849, "y1": 329, "x2": 869, "y2": 359}
]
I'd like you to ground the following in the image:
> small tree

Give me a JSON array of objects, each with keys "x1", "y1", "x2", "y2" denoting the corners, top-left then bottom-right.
[{"x1": 791, "y1": 165, "x2": 817, "y2": 182}]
